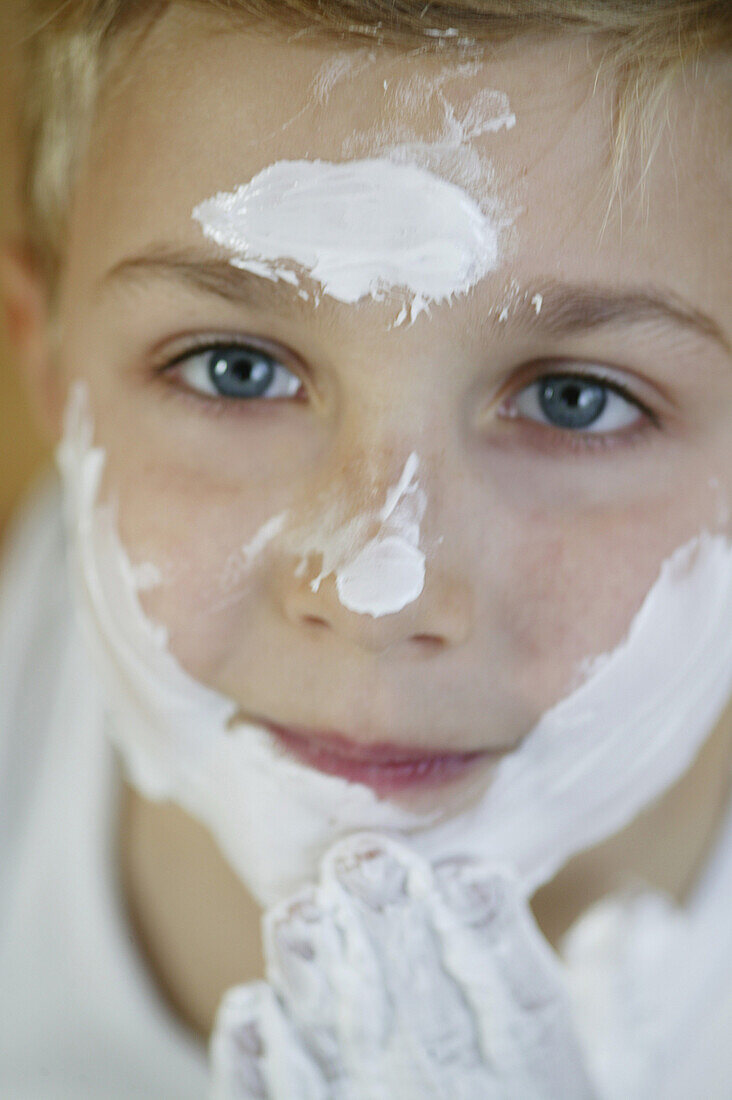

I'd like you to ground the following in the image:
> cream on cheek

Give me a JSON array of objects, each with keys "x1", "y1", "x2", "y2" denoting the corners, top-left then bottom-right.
[
  {"x1": 57, "y1": 382, "x2": 439, "y2": 911},
  {"x1": 57, "y1": 381, "x2": 732, "y2": 909}
]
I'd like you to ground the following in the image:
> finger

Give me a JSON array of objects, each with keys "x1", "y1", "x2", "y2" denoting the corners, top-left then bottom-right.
[
  {"x1": 313, "y1": 835, "x2": 395, "y2": 1057},
  {"x1": 209, "y1": 981, "x2": 328, "y2": 1100},
  {"x1": 432, "y1": 859, "x2": 596, "y2": 1098},
  {"x1": 263, "y1": 885, "x2": 346, "y2": 1081},
  {"x1": 325, "y1": 833, "x2": 484, "y2": 1080}
]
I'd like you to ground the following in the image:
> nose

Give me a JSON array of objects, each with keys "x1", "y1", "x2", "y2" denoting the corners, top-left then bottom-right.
[{"x1": 280, "y1": 561, "x2": 473, "y2": 654}]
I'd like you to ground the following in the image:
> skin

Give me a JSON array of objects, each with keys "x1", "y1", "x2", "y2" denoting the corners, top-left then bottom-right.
[{"x1": 3, "y1": 6, "x2": 731, "y2": 1044}]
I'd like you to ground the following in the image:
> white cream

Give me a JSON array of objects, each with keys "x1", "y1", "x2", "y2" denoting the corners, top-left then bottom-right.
[
  {"x1": 193, "y1": 63, "x2": 519, "y2": 326},
  {"x1": 56, "y1": 383, "x2": 437, "y2": 907},
  {"x1": 423, "y1": 27, "x2": 461, "y2": 37},
  {"x1": 220, "y1": 512, "x2": 287, "y2": 583},
  {"x1": 242, "y1": 452, "x2": 429, "y2": 619},
  {"x1": 57, "y1": 381, "x2": 732, "y2": 914},
  {"x1": 562, "y1": 796, "x2": 732, "y2": 1099},
  {"x1": 424, "y1": 530, "x2": 732, "y2": 895},
  {"x1": 193, "y1": 158, "x2": 501, "y2": 325},
  {"x1": 216, "y1": 455, "x2": 427, "y2": 620},
  {"x1": 335, "y1": 537, "x2": 424, "y2": 617},
  {"x1": 337, "y1": 70, "x2": 518, "y2": 242},
  {"x1": 311, "y1": 49, "x2": 377, "y2": 105},
  {"x1": 334, "y1": 452, "x2": 426, "y2": 617},
  {"x1": 212, "y1": 835, "x2": 596, "y2": 1098}
]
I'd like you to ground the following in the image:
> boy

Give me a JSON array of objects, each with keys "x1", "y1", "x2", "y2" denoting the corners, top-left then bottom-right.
[{"x1": 1, "y1": 1, "x2": 730, "y2": 1096}]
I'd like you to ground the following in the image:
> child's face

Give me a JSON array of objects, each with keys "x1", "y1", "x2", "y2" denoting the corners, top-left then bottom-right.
[{"x1": 55, "y1": 9, "x2": 730, "y2": 816}]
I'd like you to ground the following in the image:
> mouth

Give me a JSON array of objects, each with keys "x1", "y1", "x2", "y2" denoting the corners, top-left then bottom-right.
[{"x1": 264, "y1": 720, "x2": 505, "y2": 795}]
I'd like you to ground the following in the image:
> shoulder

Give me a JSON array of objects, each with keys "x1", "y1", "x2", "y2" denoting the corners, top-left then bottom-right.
[
  {"x1": 0, "y1": 466, "x2": 70, "y2": 655},
  {"x1": 0, "y1": 467, "x2": 67, "y2": 617},
  {"x1": 0, "y1": 469, "x2": 72, "y2": 842},
  {"x1": 0, "y1": 468, "x2": 71, "y2": 707}
]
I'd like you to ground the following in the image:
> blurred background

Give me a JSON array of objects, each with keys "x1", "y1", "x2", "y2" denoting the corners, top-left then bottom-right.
[{"x1": 0, "y1": 0, "x2": 50, "y2": 542}]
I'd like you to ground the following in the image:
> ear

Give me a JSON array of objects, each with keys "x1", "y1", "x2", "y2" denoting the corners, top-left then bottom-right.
[{"x1": 0, "y1": 239, "x2": 64, "y2": 444}]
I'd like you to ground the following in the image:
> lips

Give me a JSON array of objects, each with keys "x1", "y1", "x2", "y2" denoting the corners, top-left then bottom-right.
[{"x1": 264, "y1": 720, "x2": 497, "y2": 795}]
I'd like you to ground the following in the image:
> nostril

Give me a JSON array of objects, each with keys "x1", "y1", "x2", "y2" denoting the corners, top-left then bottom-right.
[
  {"x1": 302, "y1": 614, "x2": 329, "y2": 629},
  {"x1": 410, "y1": 633, "x2": 446, "y2": 653}
]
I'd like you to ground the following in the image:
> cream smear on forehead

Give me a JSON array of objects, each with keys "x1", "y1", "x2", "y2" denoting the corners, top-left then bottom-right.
[
  {"x1": 57, "y1": 382, "x2": 732, "y2": 908},
  {"x1": 193, "y1": 60, "x2": 518, "y2": 323},
  {"x1": 193, "y1": 158, "x2": 501, "y2": 324},
  {"x1": 333, "y1": 63, "x2": 518, "y2": 249}
]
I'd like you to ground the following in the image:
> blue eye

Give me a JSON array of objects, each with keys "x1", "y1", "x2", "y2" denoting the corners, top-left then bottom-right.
[
  {"x1": 175, "y1": 344, "x2": 303, "y2": 400},
  {"x1": 514, "y1": 374, "x2": 642, "y2": 433}
]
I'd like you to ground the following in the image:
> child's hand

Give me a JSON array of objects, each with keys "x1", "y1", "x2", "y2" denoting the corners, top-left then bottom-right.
[{"x1": 209, "y1": 833, "x2": 596, "y2": 1099}]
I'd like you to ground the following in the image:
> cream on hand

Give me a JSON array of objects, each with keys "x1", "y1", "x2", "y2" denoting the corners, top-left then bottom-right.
[{"x1": 210, "y1": 833, "x2": 596, "y2": 1100}]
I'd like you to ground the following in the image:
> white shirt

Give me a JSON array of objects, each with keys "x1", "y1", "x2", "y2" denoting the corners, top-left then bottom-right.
[{"x1": 0, "y1": 473, "x2": 209, "y2": 1099}]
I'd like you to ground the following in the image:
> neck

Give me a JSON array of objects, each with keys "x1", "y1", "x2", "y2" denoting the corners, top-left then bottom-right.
[{"x1": 118, "y1": 782, "x2": 266, "y2": 1041}]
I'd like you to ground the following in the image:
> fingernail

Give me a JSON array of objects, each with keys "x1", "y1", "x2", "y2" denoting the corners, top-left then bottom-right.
[
  {"x1": 434, "y1": 859, "x2": 512, "y2": 928},
  {"x1": 334, "y1": 841, "x2": 408, "y2": 910}
]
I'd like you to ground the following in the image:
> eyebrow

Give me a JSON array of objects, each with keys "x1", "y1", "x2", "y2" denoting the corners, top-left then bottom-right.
[
  {"x1": 98, "y1": 244, "x2": 730, "y2": 353},
  {"x1": 98, "y1": 245, "x2": 317, "y2": 316},
  {"x1": 505, "y1": 282, "x2": 729, "y2": 353}
]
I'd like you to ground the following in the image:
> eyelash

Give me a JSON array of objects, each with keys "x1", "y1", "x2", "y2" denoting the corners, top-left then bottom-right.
[
  {"x1": 153, "y1": 337, "x2": 307, "y2": 412},
  {"x1": 497, "y1": 367, "x2": 660, "y2": 453},
  {"x1": 152, "y1": 339, "x2": 660, "y2": 450}
]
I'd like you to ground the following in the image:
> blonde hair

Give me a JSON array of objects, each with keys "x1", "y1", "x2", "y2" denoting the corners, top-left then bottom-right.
[{"x1": 18, "y1": 0, "x2": 732, "y2": 288}]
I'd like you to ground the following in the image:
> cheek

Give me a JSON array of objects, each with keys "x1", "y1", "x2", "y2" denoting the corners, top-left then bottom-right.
[
  {"x1": 106, "y1": 459, "x2": 280, "y2": 679},
  {"x1": 466, "y1": 416, "x2": 732, "y2": 716},
  {"x1": 478, "y1": 495, "x2": 716, "y2": 715},
  {"x1": 90, "y1": 381, "x2": 732, "y2": 740}
]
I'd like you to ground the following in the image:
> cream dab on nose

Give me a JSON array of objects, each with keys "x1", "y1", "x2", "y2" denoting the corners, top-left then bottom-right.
[
  {"x1": 336, "y1": 534, "x2": 425, "y2": 616},
  {"x1": 335, "y1": 452, "x2": 426, "y2": 618}
]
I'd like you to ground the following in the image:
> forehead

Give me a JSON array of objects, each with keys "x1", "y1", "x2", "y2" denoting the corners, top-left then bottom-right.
[{"x1": 69, "y1": 7, "x2": 729, "y2": 326}]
